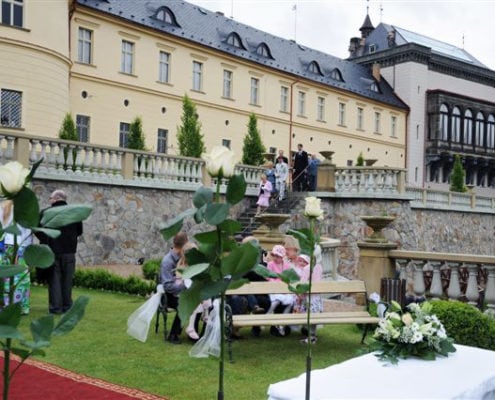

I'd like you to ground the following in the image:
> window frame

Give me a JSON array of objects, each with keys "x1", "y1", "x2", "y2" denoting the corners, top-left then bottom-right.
[
  {"x1": 374, "y1": 111, "x2": 381, "y2": 133},
  {"x1": 280, "y1": 86, "x2": 289, "y2": 113},
  {"x1": 357, "y1": 107, "x2": 364, "y2": 130},
  {"x1": 119, "y1": 122, "x2": 130, "y2": 148},
  {"x1": 76, "y1": 114, "x2": 90, "y2": 143},
  {"x1": 391, "y1": 115, "x2": 397, "y2": 138},
  {"x1": 297, "y1": 91, "x2": 306, "y2": 116},
  {"x1": 0, "y1": 88, "x2": 22, "y2": 128},
  {"x1": 463, "y1": 109, "x2": 473, "y2": 145},
  {"x1": 158, "y1": 51, "x2": 170, "y2": 83},
  {"x1": 192, "y1": 60, "x2": 203, "y2": 92},
  {"x1": 121, "y1": 40, "x2": 134, "y2": 75},
  {"x1": 316, "y1": 96, "x2": 325, "y2": 121},
  {"x1": 1, "y1": 0, "x2": 23, "y2": 28},
  {"x1": 223, "y1": 69, "x2": 233, "y2": 99},
  {"x1": 338, "y1": 102, "x2": 346, "y2": 126},
  {"x1": 250, "y1": 77, "x2": 259, "y2": 105},
  {"x1": 222, "y1": 139, "x2": 231, "y2": 149},
  {"x1": 77, "y1": 27, "x2": 93, "y2": 65},
  {"x1": 157, "y1": 128, "x2": 168, "y2": 153}
]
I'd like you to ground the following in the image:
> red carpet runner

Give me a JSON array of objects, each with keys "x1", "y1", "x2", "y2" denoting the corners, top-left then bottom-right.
[{"x1": 0, "y1": 355, "x2": 167, "y2": 400}]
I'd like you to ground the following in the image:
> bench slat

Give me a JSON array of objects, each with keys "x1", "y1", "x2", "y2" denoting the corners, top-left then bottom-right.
[{"x1": 226, "y1": 280, "x2": 367, "y2": 296}]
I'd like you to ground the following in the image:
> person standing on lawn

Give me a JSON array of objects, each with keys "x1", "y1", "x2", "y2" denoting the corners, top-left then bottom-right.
[{"x1": 36, "y1": 190, "x2": 83, "y2": 315}]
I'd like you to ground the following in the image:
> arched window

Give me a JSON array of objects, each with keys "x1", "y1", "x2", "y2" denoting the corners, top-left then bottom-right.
[
  {"x1": 475, "y1": 111, "x2": 485, "y2": 147},
  {"x1": 487, "y1": 114, "x2": 495, "y2": 149},
  {"x1": 155, "y1": 7, "x2": 179, "y2": 27},
  {"x1": 226, "y1": 32, "x2": 245, "y2": 49},
  {"x1": 451, "y1": 107, "x2": 461, "y2": 142},
  {"x1": 308, "y1": 61, "x2": 323, "y2": 76},
  {"x1": 439, "y1": 104, "x2": 449, "y2": 140},
  {"x1": 330, "y1": 68, "x2": 343, "y2": 82},
  {"x1": 256, "y1": 43, "x2": 273, "y2": 59},
  {"x1": 463, "y1": 109, "x2": 473, "y2": 145}
]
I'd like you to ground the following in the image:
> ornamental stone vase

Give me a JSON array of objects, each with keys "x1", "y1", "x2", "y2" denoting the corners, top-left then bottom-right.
[{"x1": 360, "y1": 215, "x2": 396, "y2": 243}]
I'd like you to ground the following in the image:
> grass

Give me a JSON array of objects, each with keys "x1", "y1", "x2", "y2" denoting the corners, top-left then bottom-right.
[{"x1": 20, "y1": 286, "x2": 369, "y2": 400}]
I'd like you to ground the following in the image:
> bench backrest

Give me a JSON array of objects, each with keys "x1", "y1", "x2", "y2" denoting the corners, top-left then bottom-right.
[{"x1": 226, "y1": 280, "x2": 367, "y2": 296}]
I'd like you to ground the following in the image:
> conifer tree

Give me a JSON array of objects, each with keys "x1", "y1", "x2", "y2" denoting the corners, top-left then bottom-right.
[
  {"x1": 58, "y1": 113, "x2": 78, "y2": 141},
  {"x1": 177, "y1": 95, "x2": 205, "y2": 157},
  {"x1": 356, "y1": 152, "x2": 365, "y2": 166},
  {"x1": 242, "y1": 113, "x2": 266, "y2": 165},
  {"x1": 128, "y1": 116, "x2": 146, "y2": 150},
  {"x1": 450, "y1": 154, "x2": 467, "y2": 192}
]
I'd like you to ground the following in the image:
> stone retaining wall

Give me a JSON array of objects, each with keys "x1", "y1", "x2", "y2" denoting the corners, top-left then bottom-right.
[{"x1": 32, "y1": 180, "x2": 495, "y2": 278}]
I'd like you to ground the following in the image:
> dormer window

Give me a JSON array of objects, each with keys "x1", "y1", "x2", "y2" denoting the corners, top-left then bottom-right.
[
  {"x1": 308, "y1": 61, "x2": 323, "y2": 76},
  {"x1": 226, "y1": 32, "x2": 245, "y2": 50},
  {"x1": 369, "y1": 44, "x2": 376, "y2": 54},
  {"x1": 330, "y1": 68, "x2": 344, "y2": 82},
  {"x1": 155, "y1": 6, "x2": 180, "y2": 27},
  {"x1": 256, "y1": 42, "x2": 273, "y2": 59},
  {"x1": 370, "y1": 82, "x2": 380, "y2": 93}
]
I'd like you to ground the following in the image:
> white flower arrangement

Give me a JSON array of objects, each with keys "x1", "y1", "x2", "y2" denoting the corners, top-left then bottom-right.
[{"x1": 371, "y1": 301, "x2": 456, "y2": 364}]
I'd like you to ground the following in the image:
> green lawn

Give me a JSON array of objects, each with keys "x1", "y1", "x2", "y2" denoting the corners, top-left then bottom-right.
[{"x1": 21, "y1": 286, "x2": 368, "y2": 400}]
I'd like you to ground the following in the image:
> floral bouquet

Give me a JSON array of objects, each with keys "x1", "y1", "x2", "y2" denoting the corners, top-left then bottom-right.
[{"x1": 370, "y1": 301, "x2": 456, "y2": 364}]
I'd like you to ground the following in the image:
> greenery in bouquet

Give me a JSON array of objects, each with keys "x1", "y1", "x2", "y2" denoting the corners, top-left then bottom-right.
[
  {"x1": 0, "y1": 160, "x2": 92, "y2": 400},
  {"x1": 370, "y1": 300, "x2": 456, "y2": 365}
]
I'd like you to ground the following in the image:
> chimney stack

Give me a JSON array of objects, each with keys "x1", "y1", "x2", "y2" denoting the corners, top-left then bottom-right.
[{"x1": 372, "y1": 63, "x2": 381, "y2": 82}]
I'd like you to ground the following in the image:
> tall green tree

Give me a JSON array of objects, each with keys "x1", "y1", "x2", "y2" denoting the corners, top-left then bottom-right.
[
  {"x1": 177, "y1": 95, "x2": 205, "y2": 157},
  {"x1": 128, "y1": 116, "x2": 146, "y2": 150},
  {"x1": 242, "y1": 113, "x2": 266, "y2": 165},
  {"x1": 58, "y1": 113, "x2": 78, "y2": 141},
  {"x1": 450, "y1": 154, "x2": 467, "y2": 192}
]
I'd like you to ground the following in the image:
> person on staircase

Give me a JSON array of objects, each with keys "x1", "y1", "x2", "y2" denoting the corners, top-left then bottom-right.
[{"x1": 256, "y1": 173, "x2": 273, "y2": 215}]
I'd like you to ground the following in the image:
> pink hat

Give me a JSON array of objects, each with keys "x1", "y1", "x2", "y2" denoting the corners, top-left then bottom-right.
[
  {"x1": 297, "y1": 254, "x2": 310, "y2": 265},
  {"x1": 271, "y1": 245, "x2": 286, "y2": 258}
]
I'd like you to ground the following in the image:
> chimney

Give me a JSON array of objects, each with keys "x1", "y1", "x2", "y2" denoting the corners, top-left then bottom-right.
[
  {"x1": 372, "y1": 63, "x2": 381, "y2": 82},
  {"x1": 348, "y1": 37, "x2": 360, "y2": 56}
]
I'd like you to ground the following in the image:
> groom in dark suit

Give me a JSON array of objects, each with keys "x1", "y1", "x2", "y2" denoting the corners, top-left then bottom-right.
[{"x1": 293, "y1": 143, "x2": 309, "y2": 191}]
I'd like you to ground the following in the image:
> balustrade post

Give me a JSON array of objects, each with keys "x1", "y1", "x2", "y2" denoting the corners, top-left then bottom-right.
[
  {"x1": 465, "y1": 264, "x2": 480, "y2": 307},
  {"x1": 429, "y1": 261, "x2": 443, "y2": 300},
  {"x1": 412, "y1": 260, "x2": 426, "y2": 299},
  {"x1": 13, "y1": 136, "x2": 30, "y2": 167},
  {"x1": 446, "y1": 262, "x2": 462, "y2": 301},
  {"x1": 121, "y1": 152, "x2": 134, "y2": 180},
  {"x1": 484, "y1": 265, "x2": 495, "y2": 311}
]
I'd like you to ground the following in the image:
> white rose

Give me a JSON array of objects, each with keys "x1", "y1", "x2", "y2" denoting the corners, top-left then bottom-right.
[
  {"x1": 203, "y1": 146, "x2": 236, "y2": 178},
  {"x1": 0, "y1": 161, "x2": 30, "y2": 196},
  {"x1": 304, "y1": 196, "x2": 323, "y2": 218}
]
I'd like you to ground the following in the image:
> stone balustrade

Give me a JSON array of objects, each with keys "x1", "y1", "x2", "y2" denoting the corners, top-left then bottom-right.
[
  {"x1": 320, "y1": 237, "x2": 341, "y2": 281},
  {"x1": 389, "y1": 250, "x2": 495, "y2": 310},
  {"x1": 334, "y1": 167, "x2": 406, "y2": 196}
]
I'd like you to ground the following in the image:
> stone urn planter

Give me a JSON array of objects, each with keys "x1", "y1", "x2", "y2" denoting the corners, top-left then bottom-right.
[
  {"x1": 360, "y1": 215, "x2": 396, "y2": 243},
  {"x1": 319, "y1": 151, "x2": 335, "y2": 164},
  {"x1": 252, "y1": 213, "x2": 291, "y2": 250},
  {"x1": 364, "y1": 159, "x2": 378, "y2": 166}
]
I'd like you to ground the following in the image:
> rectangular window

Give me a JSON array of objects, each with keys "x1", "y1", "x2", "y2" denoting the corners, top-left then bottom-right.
[
  {"x1": 222, "y1": 139, "x2": 231, "y2": 149},
  {"x1": 77, "y1": 28, "x2": 92, "y2": 64},
  {"x1": 269, "y1": 146, "x2": 277, "y2": 154},
  {"x1": 250, "y1": 77, "x2": 259, "y2": 105},
  {"x1": 158, "y1": 51, "x2": 170, "y2": 83},
  {"x1": 0, "y1": 89, "x2": 22, "y2": 128},
  {"x1": 391, "y1": 115, "x2": 397, "y2": 137},
  {"x1": 280, "y1": 86, "x2": 289, "y2": 112},
  {"x1": 157, "y1": 128, "x2": 168, "y2": 153},
  {"x1": 1, "y1": 0, "x2": 23, "y2": 27},
  {"x1": 297, "y1": 91, "x2": 306, "y2": 116},
  {"x1": 338, "y1": 102, "x2": 346, "y2": 125},
  {"x1": 121, "y1": 40, "x2": 134, "y2": 74},
  {"x1": 192, "y1": 61, "x2": 203, "y2": 91},
  {"x1": 223, "y1": 70, "x2": 232, "y2": 98},
  {"x1": 317, "y1": 96, "x2": 325, "y2": 121},
  {"x1": 374, "y1": 112, "x2": 381, "y2": 133},
  {"x1": 357, "y1": 107, "x2": 364, "y2": 130},
  {"x1": 119, "y1": 122, "x2": 130, "y2": 148},
  {"x1": 76, "y1": 115, "x2": 90, "y2": 142}
]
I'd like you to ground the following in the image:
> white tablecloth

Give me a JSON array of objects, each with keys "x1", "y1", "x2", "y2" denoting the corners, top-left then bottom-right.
[{"x1": 267, "y1": 345, "x2": 495, "y2": 399}]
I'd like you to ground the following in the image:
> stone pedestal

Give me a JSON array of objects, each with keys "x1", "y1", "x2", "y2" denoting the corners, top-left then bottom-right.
[
  {"x1": 357, "y1": 241, "x2": 398, "y2": 296},
  {"x1": 251, "y1": 213, "x2": 291, "y2": 251},
  {"x1": 316, "y1": 162, "x2": 336, "y2": 192}
]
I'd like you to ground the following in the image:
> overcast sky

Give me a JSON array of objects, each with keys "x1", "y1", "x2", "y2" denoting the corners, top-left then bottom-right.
[{"x1": 188, "y1": 0, "x2": 495, "y2": 70}]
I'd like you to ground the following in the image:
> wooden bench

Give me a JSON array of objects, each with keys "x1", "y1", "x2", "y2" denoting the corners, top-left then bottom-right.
[{"x1": 225, "y1": 280, "x2": 379, "y2": 361}]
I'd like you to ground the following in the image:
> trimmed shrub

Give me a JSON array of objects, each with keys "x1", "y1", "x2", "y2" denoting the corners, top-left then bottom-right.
[
  {"x1": 431, "y1": 300, "x2": 495, "y2": 350},
  {"x1": 73, "y1": 268, "x2": 155, "y2": 297},
  {"x1": 142, "y1": 258, "x2": 161, "y2": 280}
]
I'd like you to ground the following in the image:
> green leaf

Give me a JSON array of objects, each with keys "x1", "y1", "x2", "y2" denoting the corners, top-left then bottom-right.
[
  {"x1": 199, "y1": 280, "x2": 229, "y2": 299},
  {"x1": 13, "y1": 187, "x2": 39, "y2": 227},
  {"x1": 194, "y1": 204, "x2": 206, "y2": 223},
  {"x1": 193, "y1": 187, "x2": 213, "y2": 209},
  {"x1": 184, "y1": 247, "x2": 209, "y2": 266},
  {"x1": 194, "y1": 230, "x2": 219, "y2": 245},
  {"x1": 40, "y1": 204, "x2": 92, "y2": 228},
  {"x1": 0, "y1": 265, "x2": 26, "y2": 279},
  {"x1": 0, "y1": 303, "x2": 22, "y2": 329},
  {"x1": 178, "y1": 286, "x2": 201, "y2": 324},
  {"x1": 30, "y1": 315, "x2": 55, "y2": 343},
  {"x1": 218, "y1": 219, "x2": 242, "y2": 235},
  {"x1": 221, "y1": 243, "x2": 258, "y2": 279},
  {"x1": 204, "y1": 203, "x2": 230, "y2": 226},
  {"x1": 53, "y1": 296, "x2": 89, "y2": 336},
  {"x1": 159, "y1": 208, "x2": 195, "y2": 240},
  {"x1": 279, "y1": 268, "x2": 301, "y2": 284},
  {"x1": 23, "y1": 244, "x2": 54, "y2": 268},
  {"x1": 30, "y1": 227, "x2": 61, "y2": 239},
  {"x1": 226, "y1": 174, "x2": 247, "y2": 205},
  {"x1": 0, "y1": 325, "x2": 23, "y2": 340},
  {"x1": 287, "y1": 228, "x2": 312, "y2": 254},
  {"x1": 253, "y1": 264, "x2": 276, "y2": 279},
  {"x1": 227, "y1": 278, "x2": 250, "y2": 290},
  {"x1": 26, "y1": 158, "x2": 43, "y2": 183},
  {"x1": 292, "y1": 282, "x2": 310, "y2": 294},
  {"x1": 181, "y1": 263, "x2": 210, "y2": 279},
  {"x1": 3, "y1": 224, "x2": 21, "y2": 237}
]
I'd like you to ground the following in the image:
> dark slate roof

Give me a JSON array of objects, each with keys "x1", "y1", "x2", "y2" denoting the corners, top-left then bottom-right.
[
  {"x1": 363, "y1": 23, "x2": 486, "y2": 68},
  {"x1": 75, "y1": 0, "x2": 408, "y2": 110}
]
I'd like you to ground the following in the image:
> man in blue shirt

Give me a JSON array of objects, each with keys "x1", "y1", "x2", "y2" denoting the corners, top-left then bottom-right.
[{"x1": 308, "y1": 154, "x2": 321, "y2": 191}]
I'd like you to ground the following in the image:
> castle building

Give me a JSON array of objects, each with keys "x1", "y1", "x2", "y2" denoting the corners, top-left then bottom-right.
[
  {"x1": 1, "y1": 0, "x2": 407, "y2": 168},
  {"x1": 349, "y1": 13, "x2": 495, "y2": 192}
]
